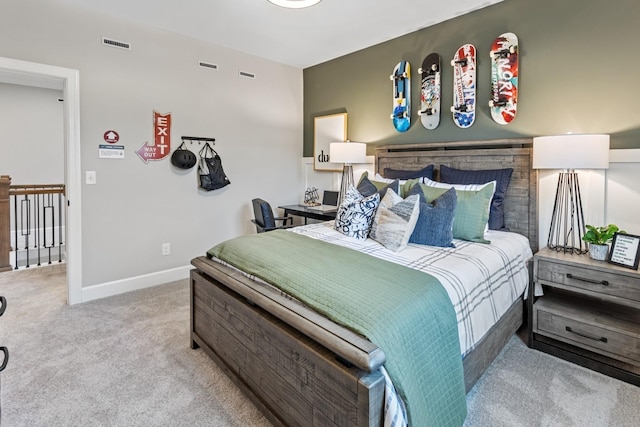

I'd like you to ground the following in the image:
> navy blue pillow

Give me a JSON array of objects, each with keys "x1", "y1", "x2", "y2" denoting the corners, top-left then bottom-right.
[
  {"x1": 439, "y1": 165, "x2": 513, "y2": 231},
  {"x1": 408, "y1": 185, "x2": 457, "y2": 248},
  {"x1": 357, "y1": 174, "x2": 400, "y2": 199},
  {"x1": 383, "y1": 164, "x2": 435, "y2": 181}
]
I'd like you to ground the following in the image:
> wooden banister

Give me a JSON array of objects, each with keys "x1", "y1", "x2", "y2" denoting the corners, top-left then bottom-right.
[{"x1": 0, "y1": 175, "x2": 11, "y2": 272}]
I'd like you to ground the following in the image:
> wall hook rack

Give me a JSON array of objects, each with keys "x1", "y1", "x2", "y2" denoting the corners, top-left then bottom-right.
[{"x1": 181, "y1": 136, "x2": 216, "y2": 145}]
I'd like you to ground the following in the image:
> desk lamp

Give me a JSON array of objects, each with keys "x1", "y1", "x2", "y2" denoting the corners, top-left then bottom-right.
[
  {"x1": 329, "y1": 141, "x2": 367, "y2": 207},
  {"x1": 533, "y1": 134, "x2": 610, "y2": 254}
]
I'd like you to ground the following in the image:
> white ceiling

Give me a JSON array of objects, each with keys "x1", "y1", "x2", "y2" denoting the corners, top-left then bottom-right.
[{"x1": 51, "y1": 0, "x2": 502, "y2": 68}]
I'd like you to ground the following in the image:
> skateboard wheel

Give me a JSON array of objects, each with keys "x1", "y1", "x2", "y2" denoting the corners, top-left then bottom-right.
[
  {"x1": 450, "y1": 106, "x2": 455, "y2": 113},
  {"x1": 431, "y1": 64, "x2": 438, "y2": 71},
  {"x1": 509, "y1": 46, "x2": 516, "y2": 54},
  {"x1": 450, "y1": 59, "x2": 455, "y2": 66},
  {"x1": 418, "y1": 110, "x2": 423, "y2": 116},
  {"x1": 490, "y1": 51, "x2": 495, "y2": 59},
  {"x1": 390, "y1": 113, "x2": 394, "y2": 119},
  {"x1": 489, "y1": 100, "x2": 494, "y2": 107},
  {"x1": 418, "y1": 67, "x2": 423, "y2": 74}
]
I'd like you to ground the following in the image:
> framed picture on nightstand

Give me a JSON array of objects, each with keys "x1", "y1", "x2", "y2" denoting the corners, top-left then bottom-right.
[{"x1": 608, "y1": 232, "x2": 640, "y2": 270}]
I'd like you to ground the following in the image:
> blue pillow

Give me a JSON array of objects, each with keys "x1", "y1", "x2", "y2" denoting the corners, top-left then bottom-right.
[
  {"x1": 357, "y1": 173, "x2": 400, "y2": 199},
  {"x1": 439, "y1": 165, "x2": 513, "y2": 231},
  {"x1": 408, "y1": 185, "x2": 457, "y2": 248},
  {"x1": 383, "y1": 164, "x2": 435, "y2": 181}
]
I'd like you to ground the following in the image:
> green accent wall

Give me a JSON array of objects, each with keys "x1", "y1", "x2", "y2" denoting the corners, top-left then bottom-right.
[{"x1": 303, "y1": 0, "x2": 640, "y2": 155}]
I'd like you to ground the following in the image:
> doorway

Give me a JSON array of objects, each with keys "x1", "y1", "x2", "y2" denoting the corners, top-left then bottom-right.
[{"x1": 0, "y1": 57, "x2": 82, "y2": 305}]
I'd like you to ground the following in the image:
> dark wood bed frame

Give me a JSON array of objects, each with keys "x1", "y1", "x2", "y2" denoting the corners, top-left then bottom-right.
[{"x1": 190, "y1": 138, "x2": 538, "y2": 427}]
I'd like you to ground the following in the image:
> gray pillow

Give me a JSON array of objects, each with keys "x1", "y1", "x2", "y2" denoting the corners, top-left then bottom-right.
[{"x1": 408, "y1": 185, "x2": 457, "y2": 247}]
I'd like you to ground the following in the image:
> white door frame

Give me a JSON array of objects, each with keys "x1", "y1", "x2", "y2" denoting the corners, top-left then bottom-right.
[{"x1": 0, "y1": 57, "x2": 82, "y2": 305}]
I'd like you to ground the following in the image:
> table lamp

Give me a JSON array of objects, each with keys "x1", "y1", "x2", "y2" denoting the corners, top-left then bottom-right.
[
  {"x1": 533, "y1": 134, "x2": 610, "y2": 254},
  {"x1": 329, "y1": 141, "x2": 367, "y2": 206}
]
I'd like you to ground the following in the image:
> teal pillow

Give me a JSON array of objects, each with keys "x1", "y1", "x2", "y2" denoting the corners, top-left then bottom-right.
[{"x1": 415, "y1": 181, "x2": 494, "y2": 244}]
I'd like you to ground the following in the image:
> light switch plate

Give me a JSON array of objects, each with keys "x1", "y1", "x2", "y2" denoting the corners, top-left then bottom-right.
[{"x1": 86, "y1": 171, "x2": 96, "y2": 185}]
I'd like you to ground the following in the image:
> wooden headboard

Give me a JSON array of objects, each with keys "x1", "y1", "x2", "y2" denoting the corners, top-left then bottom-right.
[{"x1": 375, "y1": 138, "x2": 538, "y2": 253}]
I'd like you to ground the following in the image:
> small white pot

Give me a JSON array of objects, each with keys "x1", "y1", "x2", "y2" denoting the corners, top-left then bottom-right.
[{"x1": 589, "y1": 243, "x2": 609, "y2": 261}]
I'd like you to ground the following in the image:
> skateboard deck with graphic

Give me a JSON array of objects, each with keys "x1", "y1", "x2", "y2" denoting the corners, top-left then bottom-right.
[
  {"x1": 489, "y1": 32, "x2": 518, "y2": 125},
  {"x1": 417, "y1": 53, "x2": 441, "y2": 130},
  {"x1": 450, "y1": 44, "x2": 476, "y2": 129},
  {"x1": 389, "y1": 60, "x2": 411, "y2": 132}
]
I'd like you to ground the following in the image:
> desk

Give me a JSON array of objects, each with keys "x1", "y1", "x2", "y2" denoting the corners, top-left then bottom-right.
[{"x1": 279, "y1": 205, "x2": 336, "y2": 225}]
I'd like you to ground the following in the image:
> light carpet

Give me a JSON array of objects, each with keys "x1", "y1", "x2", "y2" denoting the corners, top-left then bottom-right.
[{"x1": 1, "y1": 265, "x2": 638, "y2": 426}]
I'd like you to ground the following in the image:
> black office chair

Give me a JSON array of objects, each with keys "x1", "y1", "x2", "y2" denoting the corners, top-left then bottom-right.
[{"x1": 251, "y1": 198, "x2": 294, "y2": 233}]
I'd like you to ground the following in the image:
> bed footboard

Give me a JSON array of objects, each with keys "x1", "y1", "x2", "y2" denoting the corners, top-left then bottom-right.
[{"x1": 190, "y1": 268, "x2": 385, "y2": 427}]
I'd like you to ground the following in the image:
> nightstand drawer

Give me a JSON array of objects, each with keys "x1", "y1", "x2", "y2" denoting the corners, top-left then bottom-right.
[
  {"x1": 534, "y1": 300, "x2": 640, "y2": 366},
  {"x1": 536, "y1": 259, "x2": 640, "y2": 304}
]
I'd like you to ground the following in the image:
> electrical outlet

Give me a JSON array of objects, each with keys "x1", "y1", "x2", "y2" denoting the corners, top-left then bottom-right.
[{"x1": 161, "y1": 243, "x2": 171, "y2": 256}]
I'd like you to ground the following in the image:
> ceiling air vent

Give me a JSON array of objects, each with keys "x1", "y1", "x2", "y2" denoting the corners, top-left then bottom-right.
[
  {"x1": 102, "y1": 37, "x2": 131, "y2": 50},
  {"x1": 239, "y1": 71, "x2": 256, "y2": 79},
  {"x1": 198, "y1": 61, "x2": 218, "y2": 70}
]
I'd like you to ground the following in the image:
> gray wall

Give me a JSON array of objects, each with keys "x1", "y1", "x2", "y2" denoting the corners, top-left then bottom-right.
[
  {"x1": 0, "y1": 83, "x2": 64, "y2": 184},
  {"x1": 1, "y1": 0, "x2": 303, "y2": 288},
  {"x1": 303, "y1": 0, "x2": 640, "y2": 154}
]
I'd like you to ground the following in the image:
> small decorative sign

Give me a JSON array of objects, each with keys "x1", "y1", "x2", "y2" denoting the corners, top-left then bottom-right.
[
  {"x1": 103, "y1": 130, "x2": 120, "y2": 144},
  {"x1": 136, "y1": 111, "x2": 172, "y2": 164},
  {"x1": 99, "y1": 144, "x2": 125, "y2": 159},
  {"x1": 607, "y1": 233, "x2": 640, "y2": 270}
]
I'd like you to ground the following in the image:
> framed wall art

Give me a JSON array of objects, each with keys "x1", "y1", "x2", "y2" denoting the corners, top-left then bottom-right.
[{"x1": 314, "y1": 113, "x2": 347, "y2": 171}]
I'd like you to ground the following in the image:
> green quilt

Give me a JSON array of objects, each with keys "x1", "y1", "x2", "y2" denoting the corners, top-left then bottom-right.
[{"x1": 208, "y1": 230, "x2": 467, "y2": 427}]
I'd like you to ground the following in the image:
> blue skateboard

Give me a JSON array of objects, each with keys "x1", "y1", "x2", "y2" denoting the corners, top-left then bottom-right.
[{"x1": 390, "y1": 61, "x2": 411, "y2": 132}]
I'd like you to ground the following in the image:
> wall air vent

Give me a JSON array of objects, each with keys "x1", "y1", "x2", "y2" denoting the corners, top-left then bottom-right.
[
  {"x1": 102, "y1": 37, "x2": 131, "y2": 50},
  {"x1": 239, "y1": 71, "x2": 256, "y2": 79},
  {"x1": 198, "y1": 61, "x2": 218, "y2": 70}
]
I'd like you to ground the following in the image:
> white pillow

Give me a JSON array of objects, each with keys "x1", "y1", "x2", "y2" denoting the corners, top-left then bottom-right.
[{"x1": 370, "y1": 189, "x2": 420, "y2": 252}]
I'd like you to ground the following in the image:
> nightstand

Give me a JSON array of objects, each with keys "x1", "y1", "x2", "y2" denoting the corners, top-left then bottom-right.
[{"x1": 529, "y1": 247, "x2": 640, "y2": 385}]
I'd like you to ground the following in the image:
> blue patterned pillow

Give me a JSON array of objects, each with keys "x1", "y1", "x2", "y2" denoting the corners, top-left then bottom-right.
[
  {"x1": 408, "y1": 185, "x2": 457, "y2": 247},
  {"x1": 334, "y1": 186, "x2": 380, "y2": 240},
  {"x1": 439, "y1": 165, "x2": 513, "y2": 231}
]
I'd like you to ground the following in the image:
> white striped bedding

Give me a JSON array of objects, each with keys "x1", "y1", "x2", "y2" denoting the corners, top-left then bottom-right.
[{"x1": 290, "y1": 221, "x2": 533, "y2": 356}]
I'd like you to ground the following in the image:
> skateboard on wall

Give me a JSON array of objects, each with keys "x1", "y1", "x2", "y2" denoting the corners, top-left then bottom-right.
[
  {"x1": 489, "y1": 32, "x2": 519, "y2": 125},
  {"x1": 390, "y1": 60, "x2": 411, "y2": 132},
  {"x1": 450, "y1": 44, "x2": 476, "y2": 129},
  {"x1": 417, "y1": 53, "x2": 441, "y2": 130}
]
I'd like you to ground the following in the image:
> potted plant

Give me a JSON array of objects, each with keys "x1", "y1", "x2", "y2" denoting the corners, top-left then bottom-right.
[{"x1": 582, "y1": 224, "x2": 625, "y2": 260}]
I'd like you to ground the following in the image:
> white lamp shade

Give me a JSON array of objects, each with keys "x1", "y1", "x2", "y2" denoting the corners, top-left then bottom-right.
[
  {"x1": 329, "y1": 142, "x2": 367, "y2": 164},
  {"x1": 533, "y1": 134, "x2": 610, "y2": 170},
  {"x1": 267, "y1": 0, "x2": 322, "y2": 9}
]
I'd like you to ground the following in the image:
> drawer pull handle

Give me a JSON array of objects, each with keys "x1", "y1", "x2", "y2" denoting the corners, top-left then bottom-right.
[
  {"x1": 566, "y1": 273, "x2": 609, "y2": 286},
  {"x1": 0, "y1": 346, "x2": 8, "y2": 372},
  {"x1": 565, "y1": 326, "x2": 608, "y2": 343}
]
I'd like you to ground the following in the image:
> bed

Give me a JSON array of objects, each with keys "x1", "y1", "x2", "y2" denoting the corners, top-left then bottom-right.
[{"x1": 190, "y1": 138, "x2": 538, "y2": 427}]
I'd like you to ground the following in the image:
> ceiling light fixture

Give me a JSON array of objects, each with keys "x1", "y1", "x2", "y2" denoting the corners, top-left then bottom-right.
[{"x1": 267, "y1": 0, "x2": 322, "y2": 9}]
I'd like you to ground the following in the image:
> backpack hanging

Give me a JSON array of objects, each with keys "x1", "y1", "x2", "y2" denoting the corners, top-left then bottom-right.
[{"x1": 198, "y1": 142, "x2": 230, "y2": 191}]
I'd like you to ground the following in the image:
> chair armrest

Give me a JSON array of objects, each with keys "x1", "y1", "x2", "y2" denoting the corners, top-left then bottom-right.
[{"x1": 274, "y1": 216, "x2": 293, "y2": 226}]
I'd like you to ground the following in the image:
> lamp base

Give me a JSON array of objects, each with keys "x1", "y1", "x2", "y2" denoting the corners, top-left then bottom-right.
[
  {"x1": 547, "y1": 171, "x2": 588, "y2": 255},
  {"x1": 338, "y1": 164, "x2": 354, "y2": 207}
]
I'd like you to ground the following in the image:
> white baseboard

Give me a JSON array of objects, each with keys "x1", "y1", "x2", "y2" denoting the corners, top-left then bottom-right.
[{"x1": 81, "y1": 265, "x2": 191, "y2": 303}]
